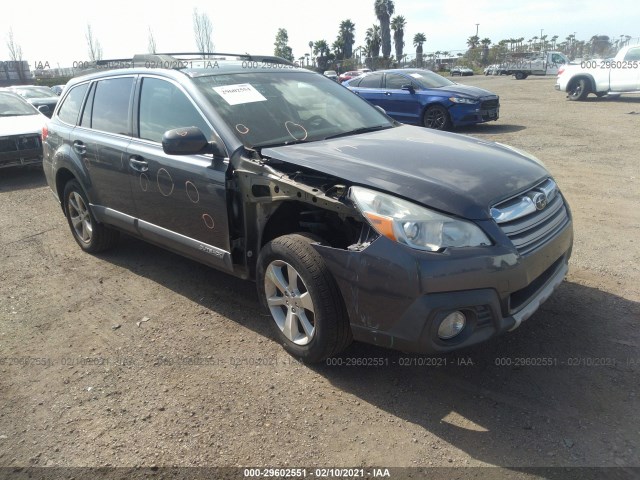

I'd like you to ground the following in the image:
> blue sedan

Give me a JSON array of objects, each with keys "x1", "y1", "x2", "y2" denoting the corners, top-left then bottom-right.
[{"x1": 344, "y1": 69, "x2": 499, "y2": 130}]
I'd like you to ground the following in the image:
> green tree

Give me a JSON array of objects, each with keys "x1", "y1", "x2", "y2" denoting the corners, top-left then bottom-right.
[
  {"x1": 339, "y1": 19, "x2": 356, "y2": 59},
  {"x1": 274, "y1": 28, "x2": 294, "y2": 62},
  {"x1": 413, "y1": 32, "x2": 426, "y2": 67},
  {"x1": 390, "y1": 15, "x2": 406, "y2": 64},
  {"x1": 374, "y1": 0, "x2": 395, "y2": 58},
  {"x1": 466, "y1": 35, "x2": 479, "y2": 49},
  {"x1": 365, "y1": 25, "x2": 381, "y2": 58}
]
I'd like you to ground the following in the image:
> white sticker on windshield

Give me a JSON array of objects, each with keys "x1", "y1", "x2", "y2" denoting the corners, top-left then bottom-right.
[
  {"x1": 212, "y1": 84, "x2": 267, "y2": 105},
  {"x1": 409, "y1": 73, "x2": 422, "y2": 79}
]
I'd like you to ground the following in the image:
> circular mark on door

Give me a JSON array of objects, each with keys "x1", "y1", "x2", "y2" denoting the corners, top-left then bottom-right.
[
  {"x1": 202, "y1": 214, "x2": 215, "y2": 229},
  {"x1": 185, "y1": 181, "x2": 200, "y2": 203},
  {"x1": 157, "y1": 168, "x2": 174, "y2": 197},
  {"x1": 235, "y1": 124, "x2": 250, "y2": 135},
  {"x1": 284, "y1": 121, "x2": 308, "y2": 141},
  {"x1": 139, "y1": 173, "x2": 149, "y2": 192}
]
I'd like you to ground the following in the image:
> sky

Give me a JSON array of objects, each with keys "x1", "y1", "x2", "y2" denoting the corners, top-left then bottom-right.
[{"x1": 2, "y1": 0, "x2": 639, "y2": 68}]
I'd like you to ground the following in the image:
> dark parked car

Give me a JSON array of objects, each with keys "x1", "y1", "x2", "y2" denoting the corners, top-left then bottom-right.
[
  {"x1": 344, "y1": 68, "x2": 499, "y2": 130},
  {"x1": 450, "y1": 66, "x2": 474, "y2": 76},
  {"x1": 5, "y1": 85, "x2": 59, "y2": 117},
  {"x1": 0, "y1": 91, "x2": 47, "y2": 168},
  {"x1": 43, "y1": 53, "x2": 572, "y2": 362}
]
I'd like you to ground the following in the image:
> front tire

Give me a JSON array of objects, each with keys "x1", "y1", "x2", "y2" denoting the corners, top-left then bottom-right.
[
  {"x1": 423, "y1": 105, "x2": 452, "y2": 130},
  {"x1": 257, "y1": 234, "x2": 352, "y2": 363},
  {"x1": 567, "y1": 78, "x2": 590, "y2": 101},
  {"x1": 514, "y1": 71, "x2": 527, "y2": 80},
  {"x1": 63, "y1": 180, "x2": 119, "y2": 253}
]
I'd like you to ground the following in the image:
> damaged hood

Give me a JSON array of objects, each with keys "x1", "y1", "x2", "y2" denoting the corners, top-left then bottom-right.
[{"x1": 262, "y1": 125, "x2": 549, "y2": 220}]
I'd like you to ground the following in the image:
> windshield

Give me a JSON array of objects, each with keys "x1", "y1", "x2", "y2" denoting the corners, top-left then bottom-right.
[
  {"x1": 0, "y1": 93, "x2": 37, "y2": 116},
  {"x1": 194, "y1": 71, "x2": 393, "y2": 148},
  {"x1": 405, "y1": 70, "x2": 455, "y2": 89},
  {"x1": 14, "y1": 87, "x2": 55, "y2": 99}
]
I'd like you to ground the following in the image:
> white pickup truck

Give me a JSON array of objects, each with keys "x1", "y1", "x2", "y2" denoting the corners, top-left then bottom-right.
[
  {"x1": 503, "y1": 51, "x2": 569, "y2": 80},
  {"x1": 555, "y1": 45, "x2": 640, "y2": 100}
]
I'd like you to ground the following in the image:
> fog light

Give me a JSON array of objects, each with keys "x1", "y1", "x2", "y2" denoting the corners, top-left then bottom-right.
[{"x1": 438, "y1": 311, "x2": 466, "y2": 339}]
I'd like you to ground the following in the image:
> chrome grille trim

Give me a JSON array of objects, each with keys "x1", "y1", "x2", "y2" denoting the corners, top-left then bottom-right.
[{"x1": 492, "y1": 179, "x2": 569, "y2": 255}]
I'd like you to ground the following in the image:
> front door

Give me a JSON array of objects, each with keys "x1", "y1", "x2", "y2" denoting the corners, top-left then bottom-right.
[{"x1": 127, "y1": 76, "x2": 232, "y2": 271}]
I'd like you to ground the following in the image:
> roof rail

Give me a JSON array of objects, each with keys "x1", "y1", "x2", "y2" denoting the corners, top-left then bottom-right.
[{"x1": 158, "y1": 52, "x2": 295, "y2": 66}]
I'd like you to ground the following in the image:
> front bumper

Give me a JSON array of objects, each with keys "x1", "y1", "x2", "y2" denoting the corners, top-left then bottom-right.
[
  {"x1": 315, "y1": 216, "x2": 573, "y2": 354},
  {"x1": 451, "y1": 102, "x2": 500, "y2": 126},
  {"x1": 0, "y1": 135, "x2": 43, "y2": 168}
]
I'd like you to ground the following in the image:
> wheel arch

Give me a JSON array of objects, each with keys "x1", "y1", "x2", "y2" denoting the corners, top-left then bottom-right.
[{"x1": 567, "y1": 74, "x2": 596, "y2": 93}]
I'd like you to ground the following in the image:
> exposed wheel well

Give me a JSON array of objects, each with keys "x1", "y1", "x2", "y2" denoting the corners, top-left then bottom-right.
[
  {"x1": 260, "y1": 201, "x2": 363, "y2": 250},
  {"x1": 568, "y1": 75, "x2": 595, "y2": 92}
]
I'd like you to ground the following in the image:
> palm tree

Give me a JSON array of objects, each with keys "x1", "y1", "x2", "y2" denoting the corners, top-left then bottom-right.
[
  {"x1": 374, "y1": 0, "x2": 395, "y2": 58},
  {"x1": 365, "y1": 25, "x2": 382, "y2": 58},
  {"x1": 413, "y1": 32, "x2": 426, "y2": 67},
  {"x1": 466, "y1": 35, "x2": 479, "y2": 49},
  {"x1": 390, "y1": 15, "x2": 406, "y2": 65},
  {"x1": 551, "y1": 35, "x2": 558, "y2": 50},
  {"x1": 339, "y1": 19, "x2": 356, "y2": 59},
  {"x1": 313, "y1": 40, "x2": 329, "y2": 57}
]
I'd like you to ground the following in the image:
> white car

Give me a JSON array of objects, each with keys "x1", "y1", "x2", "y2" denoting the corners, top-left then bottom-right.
[
  {"x1": 0, "y1": 91, "x2": 47, "y2": 168},
  {"x1": 323, "y1": 70, "x2": 338, "y2": 81},
  {"x1": 556, "y1": 45, "x2": 640, "y2": 100}
]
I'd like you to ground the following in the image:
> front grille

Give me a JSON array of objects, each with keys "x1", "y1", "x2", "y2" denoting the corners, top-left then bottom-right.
[
  {"x1": 492, "y1": 179, "x2": 570, "y2": 256},
  {"x1": 481, "y1": 98, "x2": 499, "y2": 109},
  {"x1": 0, "y1": 135, "x2": 40, "y2": 153}
]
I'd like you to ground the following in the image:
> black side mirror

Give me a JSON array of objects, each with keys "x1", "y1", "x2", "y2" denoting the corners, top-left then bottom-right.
[
  {"x1": 37, "y1": 105, "x2": 50, "y2": 114},
  {"x1": 162, "y1": 127, "x2": 225, "y2": 157},
  {"x1": 401, "y1": 84, "x2": 415, "y2": 93}
]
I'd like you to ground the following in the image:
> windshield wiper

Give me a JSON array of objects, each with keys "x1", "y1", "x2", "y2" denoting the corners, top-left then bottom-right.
[{"x1": 323, "y1": 124, "x2": 391, "y2": 140}]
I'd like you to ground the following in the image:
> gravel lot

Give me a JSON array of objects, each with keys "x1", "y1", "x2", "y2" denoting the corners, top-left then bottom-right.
[{"x1": 1, "y1": 75, "x2": 639, "y2": 479}]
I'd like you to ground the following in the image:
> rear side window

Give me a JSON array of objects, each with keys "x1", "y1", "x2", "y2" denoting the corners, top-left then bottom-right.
[
  {"x1": 357, "y1": 73, "x2": 383, "y2": 88},
  {"x1": 91, "y1": 77, "x2": 134, "y2": 135},
  {"x1": 57, "y1": 83, "x2": 88, "y2": 125},
  {"x1": 138, "y1": 77, "x2": 211, "y2": 143},
  {"x1": 347, "y1": 77, "x2": 362, "y2": 87}
]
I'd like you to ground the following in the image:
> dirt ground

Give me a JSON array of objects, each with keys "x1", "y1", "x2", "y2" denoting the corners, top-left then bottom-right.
[{"x1": 1, "y1": 75, "x2": 639, "y2": 479}]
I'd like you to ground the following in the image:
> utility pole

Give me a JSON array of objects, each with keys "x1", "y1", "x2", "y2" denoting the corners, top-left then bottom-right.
[{"x1": 475, "y1": 24, "x2": 479, "y2": 37}]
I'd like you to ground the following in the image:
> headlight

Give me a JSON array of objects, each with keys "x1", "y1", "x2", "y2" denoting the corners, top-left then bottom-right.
[
  {"x1": 349, "y1": 187, "x2": 492, "y2": 252},
  {"x1": 449, "y1": 97, "x2": 478, "y2": 104}
]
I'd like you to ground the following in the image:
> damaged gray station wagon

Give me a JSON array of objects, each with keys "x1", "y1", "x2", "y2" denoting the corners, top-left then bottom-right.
[{"x1": 43, "y1": 53, "x2": 573, "y2": 362}]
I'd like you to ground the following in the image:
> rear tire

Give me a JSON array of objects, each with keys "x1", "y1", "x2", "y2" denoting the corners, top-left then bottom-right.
[
  {"x1": 257, "y1": 234, "x2": 352, "y2": 363},
  {"x1": 63, "y1": 180, "x2": 119, "y2": 253},
  {"x1": 567, "y1": 78, "x2": 590, "y2": 101},
  {"x1": 514, "y1": 71, "x2": 527, "y2": 80},
  {"x1": 423, "y1": 105, "x2": 452, "y2": 130}
]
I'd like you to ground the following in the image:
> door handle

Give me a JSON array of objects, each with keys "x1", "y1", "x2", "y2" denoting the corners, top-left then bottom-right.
[
  {"x1": 385, "y1": 92, "x2": 392, "y2": 96},
  {"x1": 72, "y1": 140, "x2": 86, "y2": 155},
  {"x1": 129, "y1": 156, "x2": 149, "y2": 172}
]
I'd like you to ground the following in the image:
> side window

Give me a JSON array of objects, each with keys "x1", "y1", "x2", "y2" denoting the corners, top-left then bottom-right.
[
  {"x1": 138, "y1": 77, "x2": 212, "y2": 143},
  {"x1": 57, "y1": 83, "x2": 88, "y2": 125},
  {"x1": 551, "y1": 54, "x2": 565, "y2": 64},
  {"x1": 91, "y1": 77, "x2": 134, "y2": 135},
  {"x1": 357, "y1": 73, "x2": 383, "y2": 88},
  {"x1": 347, "y1": 77, "x2": 362, "y2": 87},
  {"x1": 385, "y1": 74, "x2": 411, "y2": 90},
  {"x1": 624, "y1": 48, "x2": 640, "y2": 61}
]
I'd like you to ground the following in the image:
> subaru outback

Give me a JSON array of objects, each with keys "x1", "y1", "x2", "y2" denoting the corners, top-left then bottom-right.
[{"x1": 43, "y1": 53, "x2": 573, "y2": 362}]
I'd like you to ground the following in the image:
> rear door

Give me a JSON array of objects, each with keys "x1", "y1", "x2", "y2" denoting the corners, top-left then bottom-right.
[
  {"x1": 72, "y1": 76, "x2": 136, "y2": 218},
  {"x1": 348, "y1": 72, "x2": 385, "y2": 108},
  {"x1": 127, "y1": 75, "x2": 232, "y2": 271}
]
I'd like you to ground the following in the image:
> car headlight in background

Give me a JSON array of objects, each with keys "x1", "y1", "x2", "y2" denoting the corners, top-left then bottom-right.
[
  {"x1": 349, "y1": 186, "x2": 492, "y2": 252},
  {"x1": 449, "y1": 97, "x2": 478, "y2": 104}
]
